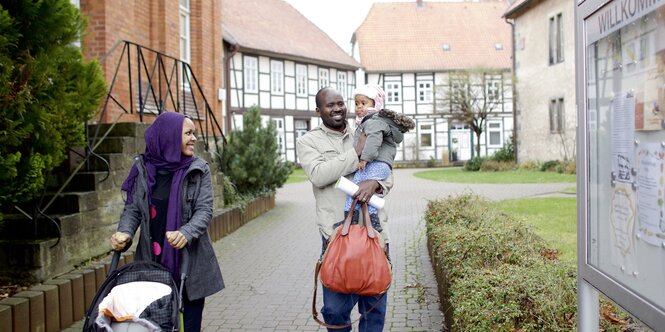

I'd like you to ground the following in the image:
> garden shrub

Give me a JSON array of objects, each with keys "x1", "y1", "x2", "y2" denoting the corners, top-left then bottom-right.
[
  {"x1": 490, "y1": 138, "x2": 515, "y2": 162},
  {"x1": 426, "y1": 194, "x2": 546, "y2": 282},
  {"x1": 0, "y1": 1, "x2": 106, "y2": 217},
  {"x1": 426, "y1": 193, "x2": 578, "y2": 331},
  {"x1": 540, "y1": 160, "x2": 562, "y2": 172},
  {"x1": 221, "y1": 106, "x2": 294, "y2": 196},
  {"x1": 518, "y1": 160, "x2": 541, "y2": 171},
  {"x1": 479, "y1": 160, "x2": 516, "y2": 172},
  {"x1": 463, "y1": 156, "x2": 487, "y2": 171},
  {"x1": 450, "y1": 263, "x2": 576, "y2": 331}
]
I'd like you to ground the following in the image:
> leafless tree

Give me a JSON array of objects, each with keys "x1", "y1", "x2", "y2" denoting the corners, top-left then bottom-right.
[{"x1": 440, "y1": 68, "x2": 510, "y2": 157}]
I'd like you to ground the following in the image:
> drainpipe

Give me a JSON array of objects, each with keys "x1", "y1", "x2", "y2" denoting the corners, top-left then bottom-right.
[
  {"x1": 224, "y1": 43, "x2": 239, "y2": 134},
  {"x1": 505, "y1": 17, "x2": 518, "y2": 162}
]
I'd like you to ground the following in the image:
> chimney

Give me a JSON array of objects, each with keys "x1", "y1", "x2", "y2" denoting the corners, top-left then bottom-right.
[{"x1": 416, "y1": 0, "x2": 424, "y2": 8}]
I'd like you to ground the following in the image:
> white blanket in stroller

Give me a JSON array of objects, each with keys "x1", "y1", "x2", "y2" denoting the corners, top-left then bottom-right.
[{"x1": 95, "y1": 281, "x2": 172, "y2": 332}]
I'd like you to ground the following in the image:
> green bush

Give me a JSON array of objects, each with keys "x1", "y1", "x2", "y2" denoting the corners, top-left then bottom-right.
[
  {"x1": 426, "y1": 194, "x2": 546, "y2": 282},
  {"x1": 450, "y1": 263, "x2": 576, "y2": 331},
  {"x1": 479, "y1": 160, "x2": 516, "y2": 172},
  {"x1": 426, "y1": 194, "x2": 578, "y2": 331},
  {"x1": 221, "y1": 106, "x2": 294, "y2": 196},
  {"x1": 0, "y1": 1, "x2": 106, "y2": 216},
  {"x1": 463, "y1": 156, "x2": 487, "y2": 171},
  {"x1": 540, "y1": 160, "x2": 562, "y2": 172},
  {"x1": 519, "y1": 160, "x2": 541, "y2": 171},
  {"x1": 490, "y1": 138, "x2": 515, "y2": 162}
]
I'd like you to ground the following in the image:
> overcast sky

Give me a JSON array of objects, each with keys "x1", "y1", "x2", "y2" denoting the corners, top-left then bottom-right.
[{"x1": 282, "y1": 0, "x2": 417, "y2": 54}]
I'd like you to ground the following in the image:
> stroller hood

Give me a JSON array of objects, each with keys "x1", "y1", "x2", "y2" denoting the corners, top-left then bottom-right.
[{"x1": 83, "y1": 260, "x2": 180, "y2": 332}]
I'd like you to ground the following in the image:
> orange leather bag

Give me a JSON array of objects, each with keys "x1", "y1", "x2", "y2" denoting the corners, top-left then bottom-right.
[
  {"x1": 312, "y1": 199, "x2": 392, "y2": 328},
  {"x1": 318, "y1": 198, "x2": 392, "y2": 295}
]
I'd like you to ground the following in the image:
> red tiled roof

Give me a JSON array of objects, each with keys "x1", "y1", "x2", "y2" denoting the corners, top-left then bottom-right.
[
  {"x1": 221, "y1": 0, "x2": 360, "y2": 69},
  {"x1": 355, "y1": 1, "x2": 512, "y2": 72}
]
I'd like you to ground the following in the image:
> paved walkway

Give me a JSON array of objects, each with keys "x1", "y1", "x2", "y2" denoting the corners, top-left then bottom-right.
[
  {"x1": 200, "y1": 168, "x2": 572, "y2": 331},
  {"x1": 65, "y1": 168, "x2": 573, "y2": 331}
]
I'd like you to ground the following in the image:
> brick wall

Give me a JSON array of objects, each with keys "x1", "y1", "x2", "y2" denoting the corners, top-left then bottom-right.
[{"x1": 79, "y1": 0, "x2": 224, "y2": 129}]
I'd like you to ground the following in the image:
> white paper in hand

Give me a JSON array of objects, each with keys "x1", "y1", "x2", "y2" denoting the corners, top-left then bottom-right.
[{"x1": 335, "y1": 176, "x2": 385, "y2": 209}]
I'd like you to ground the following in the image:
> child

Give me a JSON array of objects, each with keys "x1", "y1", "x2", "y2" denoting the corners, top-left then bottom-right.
[{"x1": 344, "y1": 84, "x2": 415, "y2": 228}]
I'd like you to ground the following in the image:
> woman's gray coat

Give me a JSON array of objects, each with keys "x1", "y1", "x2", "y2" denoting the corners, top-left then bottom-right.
[{"x1": 117, "y1": 155, "x2": 224, "y2": 301}]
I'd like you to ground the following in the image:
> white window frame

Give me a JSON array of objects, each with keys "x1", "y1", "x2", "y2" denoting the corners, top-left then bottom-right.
[
  {"x1": 386, "y1": 82, "x2": 401, "y2": 103},
  {"x1": 451, "y1": 79, "x2": 468, "y2": 102},
  {"x1": 179, "y1": 0, "x2": 191, "y2": 64},
  {"x1": 319, "y1": 69, "x2": 329, "y2": 89},
  {"x1": 486, "y1": 76, "x2": 501, "y2": 101},
  {"x1": 272, "y1": 118, "x2": 286, "y2": 157},
  {"x1": 549, "y1": 13, "x2": 564, "y2": 65},
  {"x1": 487, "y1": 121, "x2": 503, "y2": 147},
  {"x1": 244, "y1": 56, "x2": 258, "y2": 93},
  {"x1": 417, "y1": 81, "x2": 433, "y2": 103},
  {"x1": 296, "y1": 64, "x2": 307, "y2": 96},
  {"x1": 419, "y1": 123, "x2": 433, "y2": 147},
  {"x1": 337, "y1": 72, "x2": 347, "y2": 99},
  {"x1": 295, "y1": 119, "x2": 309, "y2": 141},
  {"x1": 549, "y1": 98, "x2": 564, "y2": 133},
  {"x1": 270, "y1": 60, "x2": 284, "y2": 94}
]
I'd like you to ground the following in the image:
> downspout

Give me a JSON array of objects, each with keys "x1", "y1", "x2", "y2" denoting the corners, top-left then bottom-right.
[
  {"x1": 224, "y1": 43, "x2": 239, "y2": 134},
  {"x1": 505, "y1": 17, "x2": 518, "y2": 161}
]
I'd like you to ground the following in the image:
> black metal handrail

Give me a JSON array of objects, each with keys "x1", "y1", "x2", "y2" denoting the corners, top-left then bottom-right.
[
  {"x1": 92, "y1": 40, "x2": 226, "y2": 153},
  {"x1": 20, "y1": 40, "x2": 226, "y2": 245}
]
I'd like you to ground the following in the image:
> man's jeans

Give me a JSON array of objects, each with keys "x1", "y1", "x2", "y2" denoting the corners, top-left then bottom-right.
[
  {"x1": 320, "y1": 237, "x2": 388, "y2": 331},
  {"x1": 321, "y1": 285, "x2": 387, "y2": 332}
]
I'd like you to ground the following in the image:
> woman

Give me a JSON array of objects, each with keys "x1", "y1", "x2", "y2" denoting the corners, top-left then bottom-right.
[{"x1": 110, "y1": 112, "x2": 224, "y2": 331}]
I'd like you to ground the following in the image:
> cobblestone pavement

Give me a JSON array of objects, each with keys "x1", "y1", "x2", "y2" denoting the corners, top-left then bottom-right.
[
  {"x1": 65, "y1": 168, "x2": 573, "y2": 331},
  {"x1": 199, "y1": 168, "x2": 573, "y2": 331}
]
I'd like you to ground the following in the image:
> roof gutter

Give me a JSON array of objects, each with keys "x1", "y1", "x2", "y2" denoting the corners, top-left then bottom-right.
[{"x1": 505, "y1": 17, "x2": 518, "y2": 161}]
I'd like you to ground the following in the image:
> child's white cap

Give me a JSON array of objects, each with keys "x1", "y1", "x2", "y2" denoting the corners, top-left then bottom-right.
[{"x1": 353, "y1": 84, "x2": 385, "y2": 111}]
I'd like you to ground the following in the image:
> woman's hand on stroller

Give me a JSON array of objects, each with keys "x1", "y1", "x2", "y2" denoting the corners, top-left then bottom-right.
[
  {"x1": 166, "y1": 231, "x2": 188, "y2": 249},
  {"x1": 111, "y1": 232, "x2": 132, "y2": 251}
]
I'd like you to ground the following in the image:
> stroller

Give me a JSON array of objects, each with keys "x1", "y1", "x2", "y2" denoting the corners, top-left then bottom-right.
[{"x1": 82, "y1": 246, "x2": 190, "y2": 332}]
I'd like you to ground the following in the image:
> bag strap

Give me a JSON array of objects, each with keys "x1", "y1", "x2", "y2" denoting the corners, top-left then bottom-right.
[
  {"x1": 341, "y1": 197, "x2": 359, "y2": 236},
  {"x1": 312, "y1": 260, "x2": 386, "y2": 329},
  {"x1": 342, "y1": 198, "x2": 376, "y2": 238},
  {"x1": 360, "y1": 200, "x2": 376, "y2": 238}
]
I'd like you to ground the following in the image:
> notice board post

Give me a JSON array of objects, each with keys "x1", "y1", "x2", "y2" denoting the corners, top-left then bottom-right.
[{"x1": 576, "y1": 0, "x2": 665, "y2": 330}]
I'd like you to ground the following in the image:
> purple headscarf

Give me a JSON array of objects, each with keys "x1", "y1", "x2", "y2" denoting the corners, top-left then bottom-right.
[{"x1": 121, "y1": 112, "x2": 193, "y2": 278}]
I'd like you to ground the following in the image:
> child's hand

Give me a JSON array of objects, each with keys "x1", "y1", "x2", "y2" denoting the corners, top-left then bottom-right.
[{"x1": 358, "y1": 160, "x2": 368, "y2": 170}]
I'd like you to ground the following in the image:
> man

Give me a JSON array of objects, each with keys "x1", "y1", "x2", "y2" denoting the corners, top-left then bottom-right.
[{"x1": 297, "y1": 87, "x2": 392, "y2": 331}]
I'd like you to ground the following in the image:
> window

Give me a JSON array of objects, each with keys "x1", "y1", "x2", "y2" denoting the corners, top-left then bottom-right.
[
  {"x1": 271, "y1": 60, "x2": 283, "y2": 94},
  {"x1": 295, "y1": 120, "x2": 309, "y2": 140},
  {"x1": 486, "y1": 77, "x2": 501, "y2": 101},
  {"x1": 244, "y1": 56, "x2": 258, "y2": 93},
  {"x1": 272, "y1": 118, "x2": 285, "y2": 156},
  {"x1": 549, "y1": 98, "x2": 564, "y2": 133},
  {"x1": 549, "y1": 13, "x2": 564, "y2": 65},
  {"x1": 337, "y1": 72, "x2": 347, "y2": 99},
  {"x1": 419, "y1": 123, "x2": 433, "y2": 147},
  {"x1": 319, "y1": 69, "x2": 329, "y2": 89},
  {"x1": 487, "y1": 122, "x2": 502, "y2": 147},
  {"x1": 386, "y1": 82, "x2": 401, "y2": 103},
  {"x1": 179, "y1": 0, "x2": 191, "y2": 64},
  {"x1": 451, "y1": 80, "x2": 467, "y2": 101},
  {"x1": 296, "y1": 64, "x2": 307, "y2": 96},
  {"x1": 417, "y1": 81, "x2": 432, "y2": 102}
]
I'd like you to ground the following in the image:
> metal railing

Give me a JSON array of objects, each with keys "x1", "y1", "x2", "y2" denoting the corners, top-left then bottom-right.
[{"x1": 17, "y1": 40, "x2": 226, "y2": 245}]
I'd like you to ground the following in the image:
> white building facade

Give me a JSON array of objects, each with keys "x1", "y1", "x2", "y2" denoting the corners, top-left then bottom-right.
[{"x1": 505, "y1": 0, "x2": 577, "y2": 163}]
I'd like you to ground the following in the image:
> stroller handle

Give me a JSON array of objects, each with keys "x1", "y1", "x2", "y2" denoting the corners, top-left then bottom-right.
[
  {"x1": 108, "y1": 237, "x2": 133, "y2": 277},
  {"x1": 107, "y1": 241, "x2": 190, "y2": 279}
]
